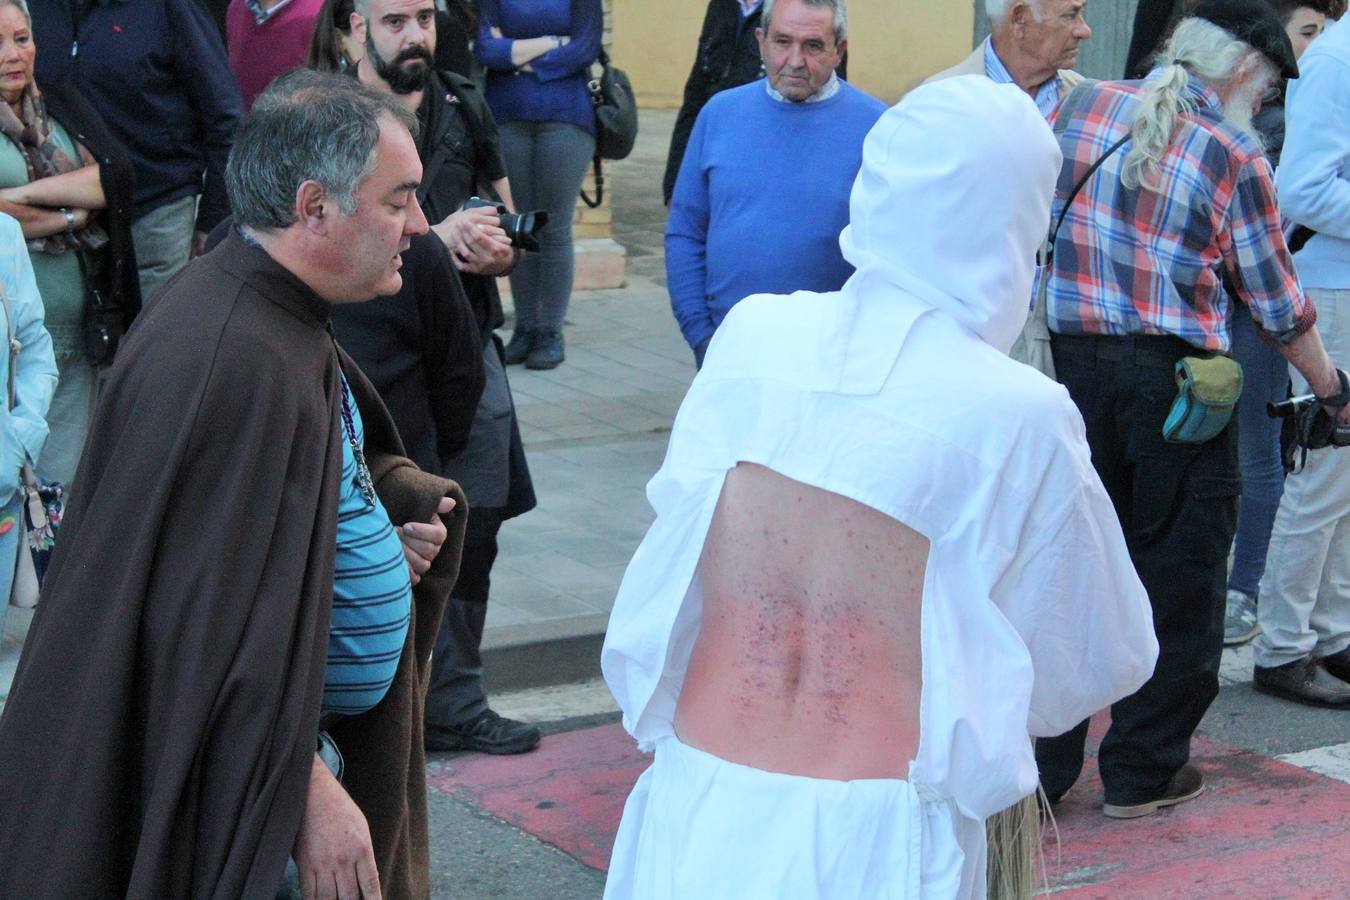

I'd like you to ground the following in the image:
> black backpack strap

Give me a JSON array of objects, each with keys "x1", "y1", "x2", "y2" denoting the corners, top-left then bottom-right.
[{"x1": 1044, "y1": 81, "x2": 1130, "y2": 264}]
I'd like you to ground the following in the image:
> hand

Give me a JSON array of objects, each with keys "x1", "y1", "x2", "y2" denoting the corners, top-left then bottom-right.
[
  {"x1": 399, "y1": 496, "x2": 455, "y2": 585},
  {"x1": 190, "y1": 230, "x2": 209, "y2": 259},
  {"x1": 431, "y1": 208, "x2": 514, "y2": 276},
  {"x1": 293, "y1": 754, "x2": 382, "y2": 900}
]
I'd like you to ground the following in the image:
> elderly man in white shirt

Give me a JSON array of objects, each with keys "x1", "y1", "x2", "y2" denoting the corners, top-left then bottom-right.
[
  {"x1": 925, "y1": 0, "x2": 1091, "y2": 117},
  {"x1": 601, "y1": 76, "x2": 1158, "y2": 900}
]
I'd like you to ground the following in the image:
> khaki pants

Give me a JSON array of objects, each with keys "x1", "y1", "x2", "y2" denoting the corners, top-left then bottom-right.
[
  {"x1": 1255, "y1": 288, "x2": 1350, "y2": 667},
  {"x1": 131, "y1": 195, "x2": 197, "y2": 306}
]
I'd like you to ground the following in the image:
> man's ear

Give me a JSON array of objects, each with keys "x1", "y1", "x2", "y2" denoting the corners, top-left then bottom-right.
[
  {"x1": 834, "y1": 38, "x2": 847, "y2": 69},
  {"x1": 296, "y1": 181, "x2": 329, "y2": 233},
  {"x1": 350, "y1": 12, "x2": 367, "y2": 45},
  {"x1": 1009, "y1": 0, "x2": 1032, "y2": 30}
]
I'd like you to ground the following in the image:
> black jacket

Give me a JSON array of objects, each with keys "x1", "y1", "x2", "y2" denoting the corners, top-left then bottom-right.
[
  {"x1": 331, "y1": 234, "x2": 486, "y2": 473},
  {"x1": 663, "y1": 0, "x2": 766, "y2": 205},
  {"x1": 415, "y1": 69, "x2": 511, "y2": 338},
  {"x1": 32, "y1": 0, "x2": 242, "y2": 231},
  {"x1": 1125, "y1": 0, "x2": 1187, "y2": 78},
  {"x1": 41, "y1": 80, "x2": 142, "y2": 328}
]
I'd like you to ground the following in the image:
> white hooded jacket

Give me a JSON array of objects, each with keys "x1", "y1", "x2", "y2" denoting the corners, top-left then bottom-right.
[{"x1": 602, "y1": 76, "x2": 1158, "y2": 896}]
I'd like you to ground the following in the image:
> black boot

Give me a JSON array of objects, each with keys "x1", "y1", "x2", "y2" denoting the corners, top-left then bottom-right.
[
  {"x1": 503, "y1": 328, "x2": 533, "y2": 365},
  {"x1": 526, "y1": 329, "x2": 564, "y2": 370}
]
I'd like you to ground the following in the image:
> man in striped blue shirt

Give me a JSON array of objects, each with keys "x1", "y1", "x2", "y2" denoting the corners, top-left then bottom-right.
[{"x1": 924, "y1": 0, "x2": 1091, "y2": 118}]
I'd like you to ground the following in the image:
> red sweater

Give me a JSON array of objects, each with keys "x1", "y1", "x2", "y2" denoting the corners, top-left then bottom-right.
[{"x1": 226, "y1": 0, "x2": 326, "y2": 111}]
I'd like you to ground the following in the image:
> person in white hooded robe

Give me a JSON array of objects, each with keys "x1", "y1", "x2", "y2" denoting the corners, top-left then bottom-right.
[{"x1": 600, "y1": 75, "x2": 1159, "y2": 900}]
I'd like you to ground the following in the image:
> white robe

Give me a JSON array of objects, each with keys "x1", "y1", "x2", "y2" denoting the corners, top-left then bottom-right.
[{"x1": 602, "y1": 76, "x2": 1159, "y2": 899}]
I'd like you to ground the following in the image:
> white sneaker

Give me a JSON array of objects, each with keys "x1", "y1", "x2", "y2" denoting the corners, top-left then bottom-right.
[{"x1": 1224, "y1": 590, "x2": 1259, "y2": 646}]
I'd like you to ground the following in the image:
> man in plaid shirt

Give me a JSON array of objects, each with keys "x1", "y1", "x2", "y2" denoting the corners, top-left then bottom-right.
[{"x1": 1036, "y1": 0, "x2": 1350, "y2": 819}]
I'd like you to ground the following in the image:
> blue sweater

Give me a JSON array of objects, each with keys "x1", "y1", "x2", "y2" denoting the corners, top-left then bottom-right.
[
  {"x1": 665, "y1": 80, "x2": 886, "y2": 352},
  {"x1": 475, "y1": 0, "x2": 603, "y2": 135},
  {"x1": 1277, "y1": 16, "x2": 1350, "y2": 290}
]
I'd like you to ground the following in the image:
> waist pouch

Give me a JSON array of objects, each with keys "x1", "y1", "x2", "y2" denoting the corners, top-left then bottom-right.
[{"x1": 1163, "y1": 355, "x2": 1243, "y2": 444}]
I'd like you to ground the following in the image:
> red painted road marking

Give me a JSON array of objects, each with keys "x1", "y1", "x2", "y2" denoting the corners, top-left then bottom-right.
[{"x1": 428, "y1": 720, "x2": 1350, "y2": 896}]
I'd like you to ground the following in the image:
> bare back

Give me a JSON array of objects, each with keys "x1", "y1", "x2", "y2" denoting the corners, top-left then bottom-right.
[{"x1": 674, "y1": 463, "x2": 928, "y2": 780}]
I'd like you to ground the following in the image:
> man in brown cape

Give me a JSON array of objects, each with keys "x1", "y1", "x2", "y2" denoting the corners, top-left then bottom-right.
[{"x1": 0, "y1": 71, "x2": 465, "y2": 899}]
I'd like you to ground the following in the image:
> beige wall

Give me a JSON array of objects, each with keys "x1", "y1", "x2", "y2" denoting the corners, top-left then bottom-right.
[{"x1": 611, "y1": 0, "x2": 977, "y2": 109}]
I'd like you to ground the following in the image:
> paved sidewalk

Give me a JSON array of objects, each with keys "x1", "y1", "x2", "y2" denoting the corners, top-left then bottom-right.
[
  {"x1": 429, "y1": 711, "x2": 1350, "y2": 899},
  {"x1": 478, "y1": 109, "x2": 685, "y2": 670}
]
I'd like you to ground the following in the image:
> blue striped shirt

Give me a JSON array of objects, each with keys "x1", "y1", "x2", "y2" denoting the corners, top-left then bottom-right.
[{"x1": 323, "y1": 374, "x2": 413, "y2": 716}]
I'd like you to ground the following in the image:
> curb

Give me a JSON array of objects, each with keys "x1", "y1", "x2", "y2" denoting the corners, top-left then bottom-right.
[{"x1": 481, "y1": 613, "x2": 609, "y2": 694}]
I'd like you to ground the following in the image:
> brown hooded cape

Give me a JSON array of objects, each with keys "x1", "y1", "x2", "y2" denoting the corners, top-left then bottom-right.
[{"x1": 0, "y1": 233, "x2": 464, "y2": 899}]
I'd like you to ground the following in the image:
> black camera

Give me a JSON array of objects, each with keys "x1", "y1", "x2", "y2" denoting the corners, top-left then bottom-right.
[
  {"x1": 1268, "y1": 394, "x2": 1350, "y2": 453},
  {"x1": 463, "y1": 196, "x2": 548, "y2": 253}
]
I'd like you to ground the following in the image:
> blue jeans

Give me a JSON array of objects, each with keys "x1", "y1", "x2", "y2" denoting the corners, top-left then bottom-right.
[
  {"x1": 0, "y1": 491, "x2": 22, "y2": 639},
  {"x1": 498, "y1": 121, "x2": 595, "y2": 333},
  {"x1": 1228, "y1": 311, "x2": 1289, "y2": 598}
]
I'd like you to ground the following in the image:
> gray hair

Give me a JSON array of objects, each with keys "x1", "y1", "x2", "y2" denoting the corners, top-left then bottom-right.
[
  {"x1": 0, "y1": 0, "x2": 32, "y2": 26},
  {"x1": 762, "y1": 0, "x2": 848, "y2": 44},
  {"x1": 985, "y1": 0, "x2": 1043, "y2": 24},
  {"x1": 225, "y1": 70, "x2": 417, "y2": 231},
  {"x1": 1121, "y1": 17, "x2": 1276, "y2": 192}
]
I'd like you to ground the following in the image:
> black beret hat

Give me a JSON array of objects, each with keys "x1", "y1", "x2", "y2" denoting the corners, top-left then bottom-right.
[{"x1": 1189, "y1": 0, "x2": 1300, "y2": 79}]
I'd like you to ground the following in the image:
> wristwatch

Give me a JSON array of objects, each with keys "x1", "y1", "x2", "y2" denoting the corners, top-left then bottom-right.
[
  {"x1": 60, "y1": 207, "x2": 75, "y2": 232},
  {"x1": 552, "y1": 35, "x2": 563, "y2": 49}
]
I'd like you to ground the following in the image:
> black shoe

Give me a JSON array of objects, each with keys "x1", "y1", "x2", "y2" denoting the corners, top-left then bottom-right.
[
  {"x1": 1102, "y1": 764, "x2": 1204, "y2": 819},
  {"x1": 1254, "y1": 656, "x2": 1350, "y2": 708},
  {"x1": 424, "y1": 710, "x2": 542, "y2": 755},
  {"x1": 503, "y1": 329, "x2": 534, "y2": 365},
  {"x1": 526, "y1": 329, "x2": 564, "y2": 370},
  {"x1": 1321, "y1": 646, "x2": 1350, "y2": 683}
]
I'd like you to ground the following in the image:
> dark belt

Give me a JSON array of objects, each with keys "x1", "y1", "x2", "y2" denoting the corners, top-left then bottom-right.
[{"x1": 1051, "y1": 332, "x2": 1206, "y2": 370}]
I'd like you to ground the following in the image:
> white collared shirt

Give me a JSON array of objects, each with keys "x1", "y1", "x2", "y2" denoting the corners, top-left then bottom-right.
[{"x1": 765, "y1": 71, "x2": 841, "y2": 104}]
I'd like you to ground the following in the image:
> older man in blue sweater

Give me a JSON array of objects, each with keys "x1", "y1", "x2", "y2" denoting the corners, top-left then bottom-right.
[
  {"x1": 1254, "y1": 13, "x2": 1350, "y2": 706},
  {"x1": 665, "y1": 0, "x2": 885, "y2": 366}
]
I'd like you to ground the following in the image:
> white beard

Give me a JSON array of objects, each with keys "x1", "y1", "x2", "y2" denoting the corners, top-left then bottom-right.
[{"x1": 1222, "y1": 75, "x2": 1271, "y2": 143}]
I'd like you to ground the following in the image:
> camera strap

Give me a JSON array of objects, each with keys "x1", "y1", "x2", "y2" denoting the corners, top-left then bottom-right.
[{"x1": 1042, "y1": 94, "x2": 1131, "y2": 269}]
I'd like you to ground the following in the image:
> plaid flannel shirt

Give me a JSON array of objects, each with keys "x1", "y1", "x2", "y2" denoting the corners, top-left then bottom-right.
[{"x1": 1045, "y1": 77, "x2": 1315, "y2": 353}]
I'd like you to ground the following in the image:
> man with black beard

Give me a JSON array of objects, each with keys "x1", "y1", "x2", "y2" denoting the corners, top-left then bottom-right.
[{"x1": 354, "y1": 0, "x2": 542, "y2": 756}]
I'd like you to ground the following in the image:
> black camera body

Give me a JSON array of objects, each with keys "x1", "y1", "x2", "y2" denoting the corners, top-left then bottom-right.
[
  {"x1": 1268, "y1": 394, "x2": 1350, "y2": 451},
  {"x1": 463, "y1": 196, "x2": 548, "y2": 253}
]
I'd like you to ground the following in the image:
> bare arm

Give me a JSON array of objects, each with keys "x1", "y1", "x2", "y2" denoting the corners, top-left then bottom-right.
[
  {"x1": 0, "y1": 164, "x2": 105, "y2": 211},
  {"x1": 293, "y1": 754, "x2": 382, "y2": 900},
  {"x1": 0, "y1": 199, "x2": 90, "y2": 241},
  {"x1": 1278, "y1": 326, "x2": 1350, "y2": 422}
]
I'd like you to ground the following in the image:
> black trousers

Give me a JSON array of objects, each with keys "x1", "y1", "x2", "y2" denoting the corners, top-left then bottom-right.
[
  {"x1": 1036, "y1": 334, "x2": 1239, "y2": 806},
  {"x1": 425, "y1": 505, "x2": 505, "y2": 728}
]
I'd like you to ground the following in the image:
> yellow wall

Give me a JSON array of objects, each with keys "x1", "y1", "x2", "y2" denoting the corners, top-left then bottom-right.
[{"x1": 612, "y1": 0, "x2": 976, "y2": 108}]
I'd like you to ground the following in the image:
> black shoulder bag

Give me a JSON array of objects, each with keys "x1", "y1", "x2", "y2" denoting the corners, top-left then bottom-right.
[{"x1": 580, "y1": 48, "x2": 638, "y2": 209}]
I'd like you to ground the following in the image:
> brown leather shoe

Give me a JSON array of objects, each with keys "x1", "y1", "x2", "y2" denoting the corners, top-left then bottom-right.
[
  {"x1": 1102, "y1": 764, "x2": 1204, "y2": 819},
  {"x1": 1320, "y1": 647, "x2": 1350, "y2": 684},
  {"x1": 1254, "y1": 656, "x2": 1350, "y2": 708}
]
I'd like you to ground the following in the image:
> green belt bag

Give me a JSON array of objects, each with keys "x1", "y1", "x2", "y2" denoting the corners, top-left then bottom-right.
[{"x1": 1163, "y1": 355, "x2": 1244, "y2": 444}]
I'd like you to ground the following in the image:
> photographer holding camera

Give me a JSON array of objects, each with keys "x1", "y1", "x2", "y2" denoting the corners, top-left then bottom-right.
[{"x1": 353, "y1": 0, "x2": 542, "y2": 757}]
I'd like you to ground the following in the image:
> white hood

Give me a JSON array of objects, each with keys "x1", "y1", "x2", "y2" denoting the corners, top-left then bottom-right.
[{"x1": 839, "y1": 75, "x2": 1062, "y2": 356}]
